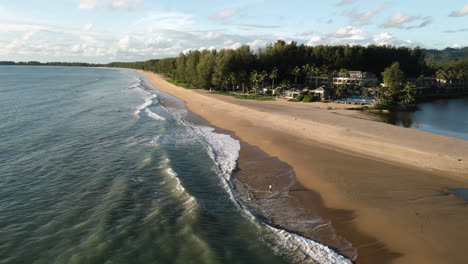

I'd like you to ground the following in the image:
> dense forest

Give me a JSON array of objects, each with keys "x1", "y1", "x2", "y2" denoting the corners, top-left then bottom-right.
[{"x1": 424, "y1": 47, "x2": 468, "y2": 62}]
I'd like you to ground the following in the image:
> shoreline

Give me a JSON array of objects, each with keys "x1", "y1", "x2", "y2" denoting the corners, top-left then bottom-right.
[{"x1": 136, "y1": 69, "x2": 468, "y2": 264}]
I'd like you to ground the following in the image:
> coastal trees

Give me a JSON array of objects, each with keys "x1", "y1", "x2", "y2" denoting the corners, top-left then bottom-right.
[
  {"x1": 378, "y1": 62, "x2": 405, "y2": 105},
  {"x1": 196, "y1": 50, "x2": 216, "y2": 89},
  {"x1": 109, "y1": 42, "x2": 443, "y2": 98}
]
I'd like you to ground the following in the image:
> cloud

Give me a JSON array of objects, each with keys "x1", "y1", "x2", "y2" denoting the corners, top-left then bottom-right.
[
  {"x1": 373, "y1": 32, "x2": 394, "y2": 45},
  {"x1": 449, "y1": 4, "x2": 468, "y2": 17},
  {"x1": 381, "y1": 12, "x2": 432, "y2": 29},
  {"x1": 82, "y1": 23, "x2": 93, "y2": 32},
  {"x1": 136, "y1": 12, "x2": 194, "y2": 31},
  {"x1": 111, "y1": 0, "x2": 143, "y2": 10},
  {"x1": 306, "y1": 36, "x2": 322, "y2": 46},
  {"x1": 232, "y1": 23, "x2": 280, "y2": 29},
  {"x1": 404, "y1": 17, "x2": 432, "y2": 29},
  {"x1": 329, "y1": 25, "x2": 366, "y2": 40},
  {"x1": 336, "y1": 0, "x2": 356, "y2": 6},
  {"x1": 210, "y1": 8, "x2": 240, "y2": 20},
  {"x1": 343, "y1": 2, "x2": 390, "y2": 25},
  {"x1": 443, "y1": 28, "x2": 468, "y2": 33},
  {"x1": 200, "y1": 31, "x2": 222, "y2": 40},
  {"x1": 78, "y1": 0, "x2": 97, "y2": 9},
  {"x1": 78, "y1": 0, "x2": 143, "y2": 11},
  {"x1": 298, "y1": 30, "x2": 315, "y2": 36}
]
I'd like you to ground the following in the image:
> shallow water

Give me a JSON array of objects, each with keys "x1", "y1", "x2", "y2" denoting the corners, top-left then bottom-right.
[
  {"x1": 0, "y1": 66, "x2": 351, "y2": 264},
  {"x1": 372, "y1": 97, "x2": 468, "y2": 140}
]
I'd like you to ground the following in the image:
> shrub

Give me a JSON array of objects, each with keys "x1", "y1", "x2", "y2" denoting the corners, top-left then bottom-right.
[
  {"x1": 303, "y1": 95, "x2": 316, "y2": 103},
  {"x1": 296, "y1": 94, "x2": 305, "y2": 101}
]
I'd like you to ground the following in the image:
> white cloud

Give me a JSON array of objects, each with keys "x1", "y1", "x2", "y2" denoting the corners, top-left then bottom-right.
[
  {"x1": 449, "y1": 4, "x2": 468, "y2": 17},
  {"x1": 82, "y1": 23, "x2": 93, "y2": 32},
  {"x1": 373, "y1": 32, "x2": 394, "y2": 45},
  {"x1": 381, "y1": 12, "x2": 432, "y2": 29},
  {"x1": 78, "y1": 0, "x2": 97, "y2": 9},
  {"x1": 336, "y1": 0, "x2": 356, "y2": 6},
  {"x1": 247, "y1": 39, "x2": 267, "y2": 50},
  {"x1": 330, "y1": 25, "x2": 366, "y2": 40},
  {"x1": 381, "y1": 12, "x2": 416, "y2": 28},
  {"x1": 136, "y1": 12, "x2": 194, "y2": 31},
  {"x1": 343, "y1": 2, "x2": 390, "y2": 25},
  {"x1": 306, "y1": 36, "x2": 322, "y2": 46},
  {"x1": 452, "y1": 43, "x2": 461, "y2": 48},
  {"x1": 200, "y1": 32, "x2": 222, "y2": 40},
  {"x1": 111, "y1": 0, "x2": 143, "y2": 10},
  {"x1": 210, "y1": 8, "x2": 240, "y2": 20}
]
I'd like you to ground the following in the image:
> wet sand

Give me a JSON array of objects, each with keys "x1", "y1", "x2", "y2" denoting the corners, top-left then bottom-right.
[{"x1": 138, "y1": 70, "x2": 468, "y2": 264}]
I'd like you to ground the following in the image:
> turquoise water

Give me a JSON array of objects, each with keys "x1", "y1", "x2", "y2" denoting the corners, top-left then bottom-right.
[
  {"x1": 373, "y1": 97, "x2": 468, "y2": 140},
  {"x1": 0, "y1": 66, "x2": 351, "y2": 264}
]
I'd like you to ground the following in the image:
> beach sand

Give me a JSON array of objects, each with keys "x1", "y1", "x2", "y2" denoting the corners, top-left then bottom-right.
[{"x1": 138, "y1": 70, "x2": 468, "y2": 264}]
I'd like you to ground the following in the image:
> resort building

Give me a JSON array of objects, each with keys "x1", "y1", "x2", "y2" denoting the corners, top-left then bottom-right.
[
  {"x1": 305, "y1": 76, "x2": 330, "y2": 89},
  {"x1": 408, "y1": 78, "x2": 468, "y2": 95},
  {"x1": 437, "y1": 79, "x2": 468, "y2": 93},
  {"x1": 332, "y1": 71, "x2": 378, "y2": 88}
]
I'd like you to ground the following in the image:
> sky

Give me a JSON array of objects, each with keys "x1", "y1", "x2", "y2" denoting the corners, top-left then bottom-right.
[{"x1": 0, "y1": 0, "x2": 467, "y2": 63}]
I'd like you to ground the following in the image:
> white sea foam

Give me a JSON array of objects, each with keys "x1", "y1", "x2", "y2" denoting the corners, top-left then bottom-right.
[
  {"x1": 134, "y1": 94, "x2": 157, "y2": 117},
  {"x1": 145, "y1": 109, "x2": 166, "y2": 121},
  {"x1": 164, "y1": 166, "x2": 199, "y2": 215},
  {"x1": 164, "y1": 109, "x2": 353, "y2": 264},
  {"x1": 139, "y1": 79, "x2": 353, "y2": 264}
]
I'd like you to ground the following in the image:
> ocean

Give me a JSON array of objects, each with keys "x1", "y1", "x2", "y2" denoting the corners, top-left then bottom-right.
[{"x1": 0, "y1": 66, "x2": 351, "y2": 264}]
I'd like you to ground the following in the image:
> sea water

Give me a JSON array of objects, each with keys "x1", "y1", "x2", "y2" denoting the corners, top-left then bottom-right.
[{"x1": 0, "y1": 66, "x2": 351, "y2": 264}]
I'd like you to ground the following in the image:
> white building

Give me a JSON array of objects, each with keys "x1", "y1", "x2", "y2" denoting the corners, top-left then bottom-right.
[{"x1": 332, "y1": 71, "x2": 378, "y2": 88}]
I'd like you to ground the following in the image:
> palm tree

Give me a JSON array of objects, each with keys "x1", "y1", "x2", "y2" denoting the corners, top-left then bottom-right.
[
  {"x1": 238, "y1": 71, "x2": 247, "y2": 94},
  {"x1": 250, "y1": 71, "x2": 259, "y2": 94},
  {"x1": 228, "y1": 72, "x2": 237, "y2": 92},
  {"x1": 292, "y1": 66, "x2": 301, "y2": 87},
  {"x1": 269, "y1": 67, "x2": 278, "y2": 91},
  {"x1": 302, "y1": 64, "x2": 313, "y2": 85},
  {"x1": 259, "y1": 70, "x2": 268, "y2": 91},
  {"x1": 401, "y1": 82, "x2": 416, "y2": 104}
]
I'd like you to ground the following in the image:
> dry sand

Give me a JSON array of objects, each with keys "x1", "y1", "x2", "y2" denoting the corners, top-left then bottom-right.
[{"x1": 137, "y1": 70, "x2": 468, "y2": 264}]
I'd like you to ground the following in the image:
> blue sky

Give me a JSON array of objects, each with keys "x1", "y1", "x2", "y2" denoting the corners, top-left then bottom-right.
[{"x1": 0, "y1": 0, "x2": 467, "y2": 63}]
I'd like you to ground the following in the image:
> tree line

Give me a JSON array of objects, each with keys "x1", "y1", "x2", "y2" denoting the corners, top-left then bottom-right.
[{"x1": 107, "y1": 40, "x2": 434, "y2": 92}]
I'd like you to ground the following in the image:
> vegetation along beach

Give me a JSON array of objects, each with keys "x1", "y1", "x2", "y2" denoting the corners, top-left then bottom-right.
[{"x1": 1, "y1": 1, "x2": 467, "y2": 264}]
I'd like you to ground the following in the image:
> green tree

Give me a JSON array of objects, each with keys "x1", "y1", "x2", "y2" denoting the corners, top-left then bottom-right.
[
  {"x1": 380, "y1": 62, "x2": 405, "y2": 105},
  {"x1": 401, "y1": 82, "x2": 416, "y2": 105}
]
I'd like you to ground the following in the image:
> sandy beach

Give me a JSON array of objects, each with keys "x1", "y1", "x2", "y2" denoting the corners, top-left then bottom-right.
[{"x1": 138, "y1": 70, "x2": 468, "y2": 264}]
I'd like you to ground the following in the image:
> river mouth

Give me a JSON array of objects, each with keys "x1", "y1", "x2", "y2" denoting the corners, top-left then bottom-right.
[
  {"x1": 366, "y1": 97, "x2": 468, "y2": 140},
  {"x1": 453, "y1": 189, "x2": 468, "y2": 201}
]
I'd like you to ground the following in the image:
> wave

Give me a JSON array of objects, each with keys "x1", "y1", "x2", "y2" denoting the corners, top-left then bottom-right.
[
  {"x1": 160, "y1": 108, "x2": 353, "y2": 264},
  {"x1": 134, "y1": 94, "x2": 157, "y2": 117},
  {"x1": 145, "y1": 109, "x2": 166, "y2": 121}
]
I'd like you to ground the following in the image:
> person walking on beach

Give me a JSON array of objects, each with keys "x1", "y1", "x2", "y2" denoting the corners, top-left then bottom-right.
[{"x1": 268, "y1": 184, "x2": 272, "y2": 193}]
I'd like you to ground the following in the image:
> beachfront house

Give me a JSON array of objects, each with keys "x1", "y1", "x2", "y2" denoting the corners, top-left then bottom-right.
[
  {"x1": 310, "y1": 86, "x2": 330, "y2": 100},
  {"x1": 284, "y1": 90, "x2": 300, "y2": 99}
]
